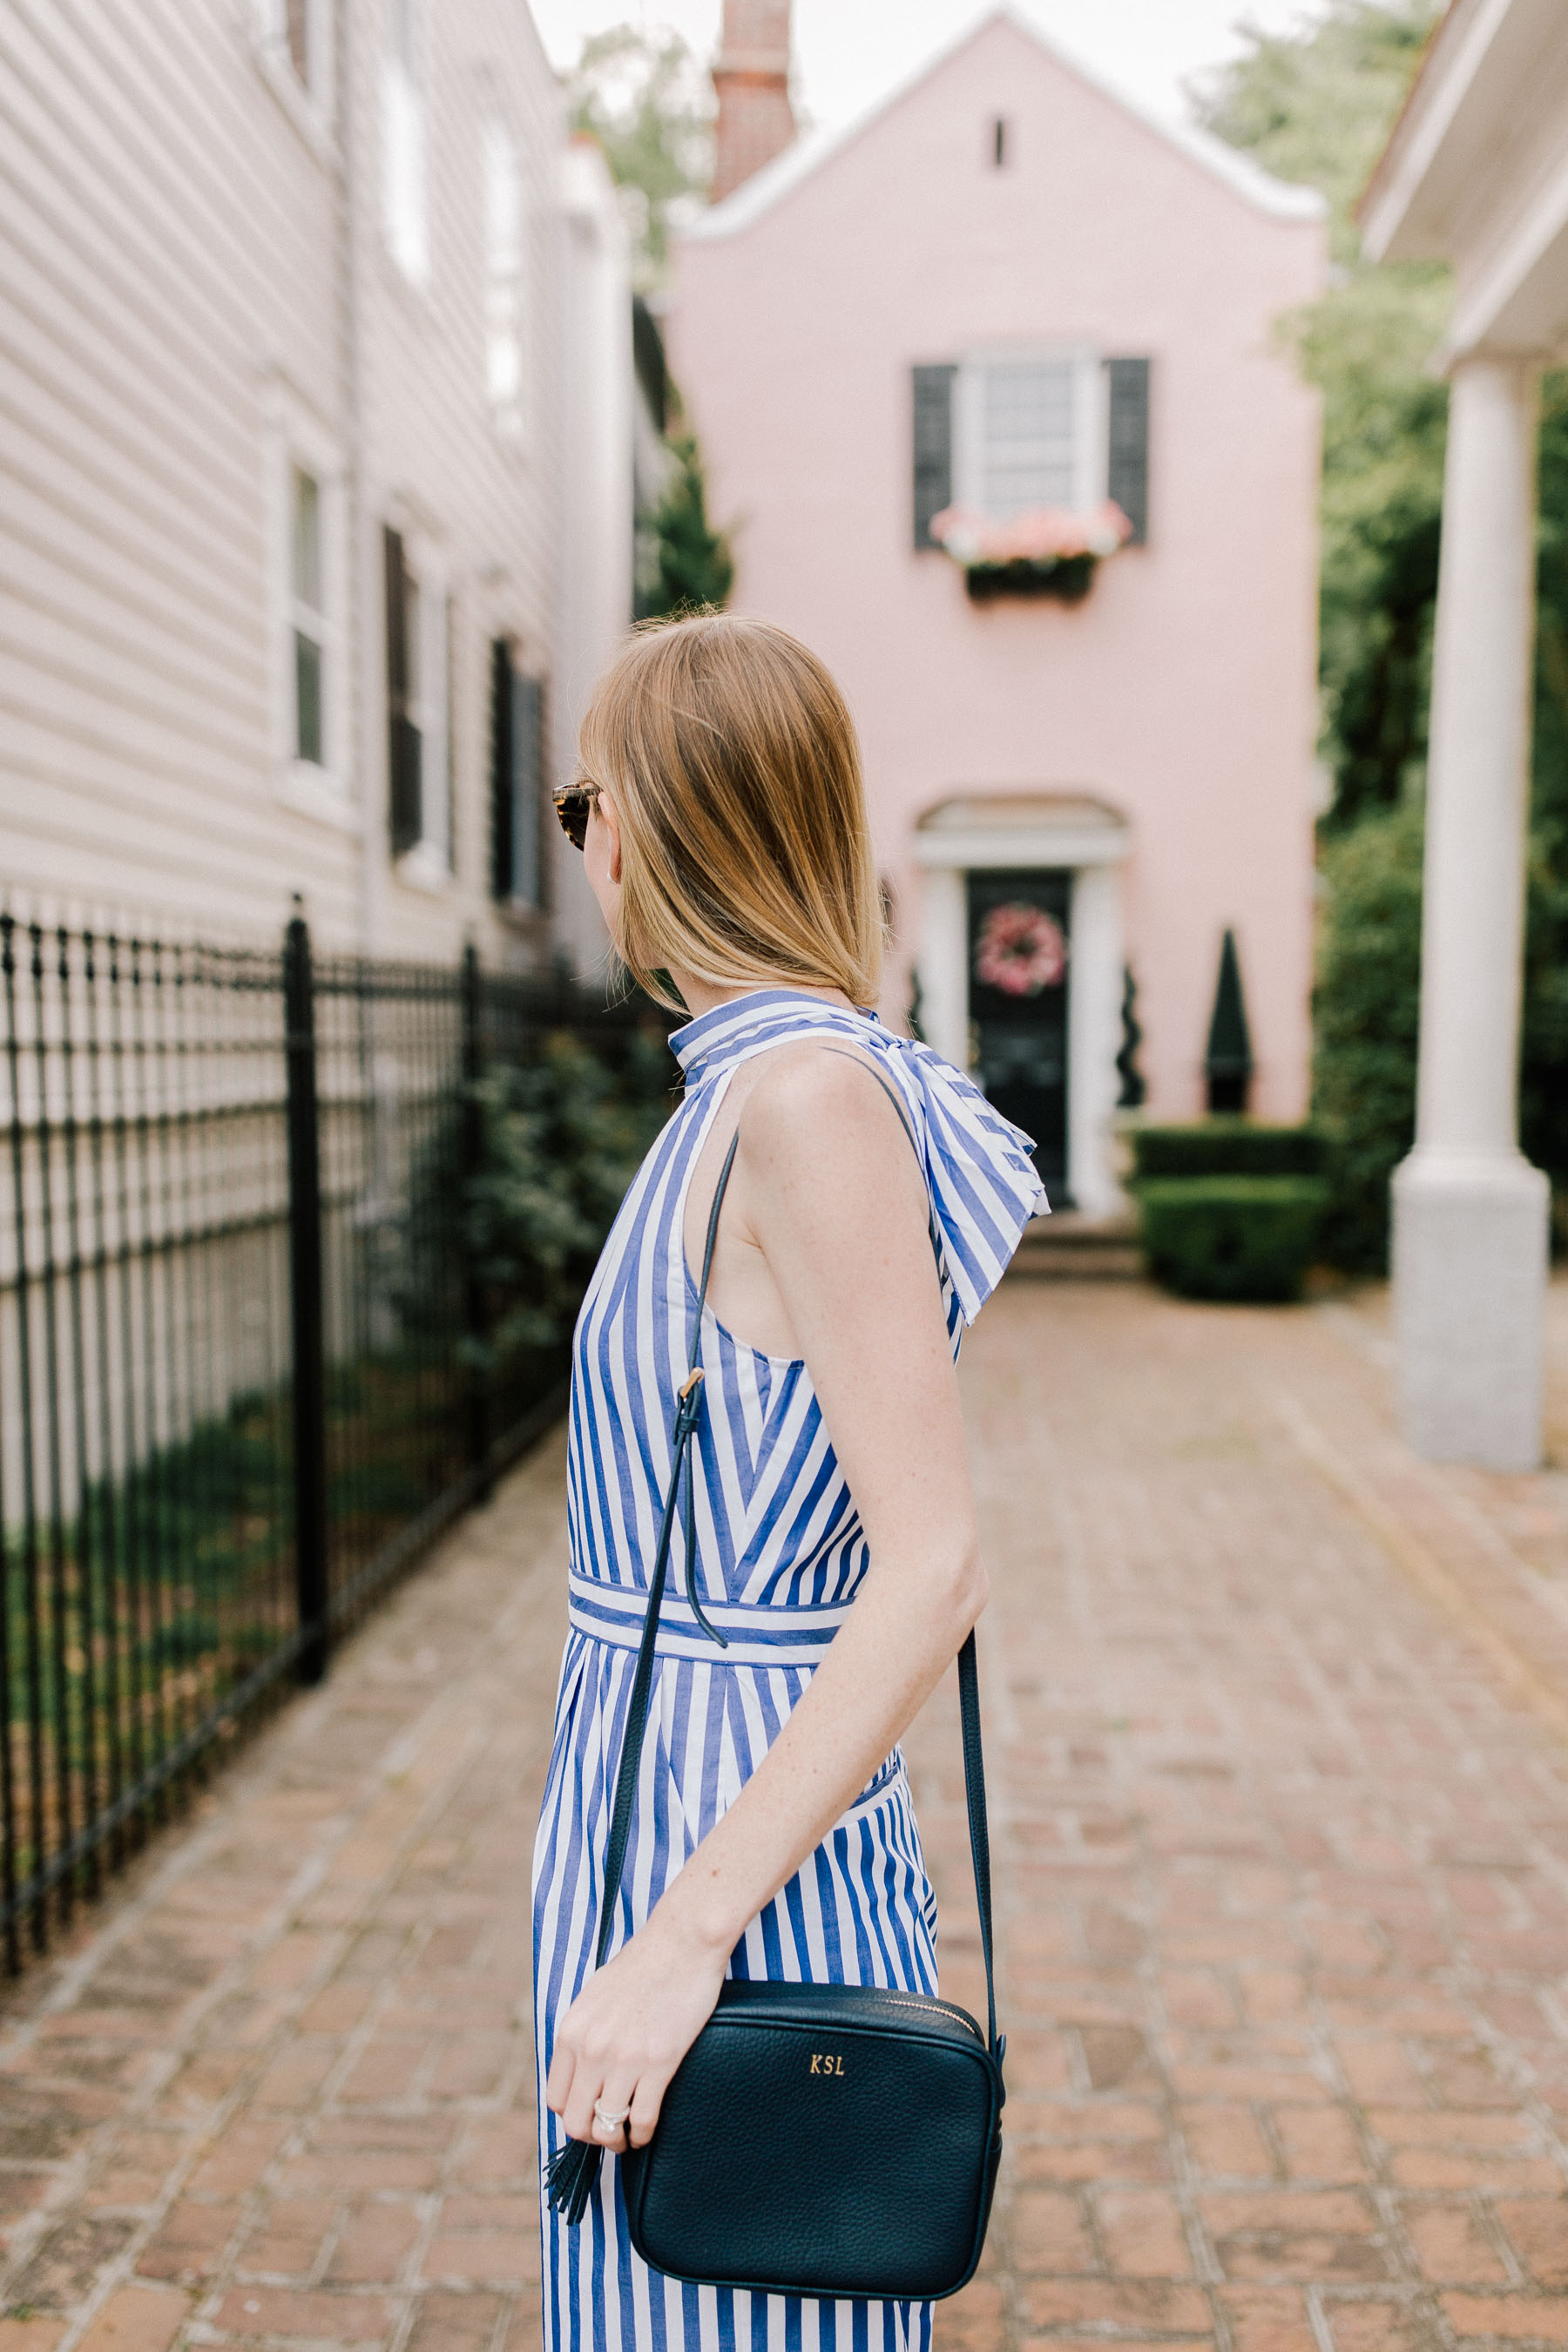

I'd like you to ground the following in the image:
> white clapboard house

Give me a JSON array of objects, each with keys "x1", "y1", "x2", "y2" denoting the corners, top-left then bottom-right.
[{"x1": 0, "y1": 0, "x2": 632, "y2": 972}]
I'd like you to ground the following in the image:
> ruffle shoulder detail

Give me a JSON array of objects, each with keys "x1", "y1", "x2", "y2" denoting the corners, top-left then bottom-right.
[{"x1": 877, "y1": 1035, "x2": 1049, "y2": 1326}]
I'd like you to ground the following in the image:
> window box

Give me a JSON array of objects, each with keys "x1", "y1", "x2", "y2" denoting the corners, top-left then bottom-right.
[
  {"x1": 963, "y1": 553, "x2": 1098, "y2": 605},
  {"x1": 929, "y1": 497, "x2": 1132, "y2": 605},
  {"x1": 912, "y1": 353, "x2": 1151, "y2": 602}
]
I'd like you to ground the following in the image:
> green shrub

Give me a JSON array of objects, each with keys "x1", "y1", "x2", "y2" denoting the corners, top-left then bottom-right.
[
  {"x1": 1313, "y1": 794, "x2": 1568, "y2": 1270},
  {"x1": 1139, "y1": 1176, "x2": 1329, "y2": 1303},
  {"x1": 1312, "y1": 799, "x2": 1423, "y2": 1273},
  {"x1": 1131, "y1": 1119, "x2": 1330, "y2": 1181},
  {"x1": 466, "y1": 1025, "x2": 678, "y2": 1360}
]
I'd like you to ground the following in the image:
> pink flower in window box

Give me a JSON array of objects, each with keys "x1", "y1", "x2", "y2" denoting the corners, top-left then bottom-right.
[{"x1": 929, "y1": 499, "x2": 1134, "y2": 603}]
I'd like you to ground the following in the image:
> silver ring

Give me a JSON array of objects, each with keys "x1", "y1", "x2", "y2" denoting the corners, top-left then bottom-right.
[{"x1": 593, "y1": 2099, "x2": 631, "y2": 2131}]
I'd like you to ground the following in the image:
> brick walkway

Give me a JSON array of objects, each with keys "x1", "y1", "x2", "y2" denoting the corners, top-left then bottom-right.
[{"x1": 3, "y1": 1277, "x2": 1568, "y2": 2352}]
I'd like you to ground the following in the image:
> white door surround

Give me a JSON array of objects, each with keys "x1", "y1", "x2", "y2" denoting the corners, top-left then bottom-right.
[{"x1": 913, "y1": 794, "x2": 1130, "y2": 1218}]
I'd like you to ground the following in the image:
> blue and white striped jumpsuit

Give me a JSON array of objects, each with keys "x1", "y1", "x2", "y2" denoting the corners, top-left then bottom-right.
[{"x1": 533, "y1": 990, "x2": 1046, "y2": 2352}]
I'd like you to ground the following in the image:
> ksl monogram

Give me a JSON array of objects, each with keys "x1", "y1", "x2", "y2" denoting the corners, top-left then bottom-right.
[{"x1": 808, "y1": 2053, "x2": 845, "y2": 2076}]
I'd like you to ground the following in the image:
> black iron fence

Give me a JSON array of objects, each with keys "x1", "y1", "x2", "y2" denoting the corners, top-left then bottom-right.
[{"x1": 0, "y1": 906, "x2": 667, "y2": 1970}]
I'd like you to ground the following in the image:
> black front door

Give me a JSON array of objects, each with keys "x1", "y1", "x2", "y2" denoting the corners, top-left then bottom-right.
[{"x1": 966, "y1": 868, "x2": 1071, "y2": 1202}]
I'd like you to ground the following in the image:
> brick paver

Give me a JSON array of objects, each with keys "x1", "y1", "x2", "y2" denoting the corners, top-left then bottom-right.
[{"x1": 3, "y1": 1277, "x2": 1567, "y2": 2352}]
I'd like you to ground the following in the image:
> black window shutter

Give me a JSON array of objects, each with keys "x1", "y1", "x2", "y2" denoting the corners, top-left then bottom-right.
[
  {"x1": 490, "y1": 639, "x2": 514, "y2": 900},
  {"x1": 490, "y1": 649, "x2": 543, "y2": 909},
  {"x1": 384, "y1": 526, "x2": 422, "y2": 856},
  {"x1": 1105, "y1": 357, "x2": 1150, "y2": 545},
  {"x1": 444, "y1": 595, "x2": 456, "y2": 875},
  {"x1": 512, "y1": 672, "x2": 543, "y2": 911},
  {"x1": 912, "y1": 363, "x2": 956, "y2": 550}
]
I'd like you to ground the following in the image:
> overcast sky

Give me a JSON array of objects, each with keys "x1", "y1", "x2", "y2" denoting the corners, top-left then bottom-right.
[{"x1": 527, "y1": 0, "x2": 1334, "y2": 131}]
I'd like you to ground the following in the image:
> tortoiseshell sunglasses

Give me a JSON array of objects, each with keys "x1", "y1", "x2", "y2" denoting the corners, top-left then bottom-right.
[{"x1": 552, "y1": 781, "x2": 600, "y2": 851}]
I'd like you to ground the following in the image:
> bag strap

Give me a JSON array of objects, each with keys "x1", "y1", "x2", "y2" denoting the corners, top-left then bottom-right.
[
  {"x1": 591, "y1": 1128, "x2": 739, "y2": 1977},
  {"x1": 588, "y1": 1054, "x2": 1001, "y2": 2062}
]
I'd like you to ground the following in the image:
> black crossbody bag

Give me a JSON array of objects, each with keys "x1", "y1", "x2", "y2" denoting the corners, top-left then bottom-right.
[{"x1": 546, "y1": 1073, "x2": 1006, "y2": 2303}]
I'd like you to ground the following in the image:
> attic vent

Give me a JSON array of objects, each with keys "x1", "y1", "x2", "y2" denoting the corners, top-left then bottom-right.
[{"x1": 991, "y1": 117, "x2": 1008, "y2": 168}]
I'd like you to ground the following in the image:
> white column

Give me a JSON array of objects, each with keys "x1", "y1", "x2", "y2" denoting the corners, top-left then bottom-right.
[
  {"x1": 916, "y1": 865, "x2": 970, "y2": 1071},
  {"x1": 1392, "y1": 354, "x2": 1550, "y2": 1470}
]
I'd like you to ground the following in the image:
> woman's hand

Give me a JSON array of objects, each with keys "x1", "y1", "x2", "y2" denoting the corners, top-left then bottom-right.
[{"x1": 545, "y1": 1905, "x2": 729, "y2": 2151}]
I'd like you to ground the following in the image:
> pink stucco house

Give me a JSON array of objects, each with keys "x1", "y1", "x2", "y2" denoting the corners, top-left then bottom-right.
[{"x1": 670, "y1": 5, "x2": 1326, "y2": 1212}]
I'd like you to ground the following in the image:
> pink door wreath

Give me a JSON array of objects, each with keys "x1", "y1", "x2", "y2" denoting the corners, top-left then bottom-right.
[{"x1": 974, "y1": 902, "x2": 1069, "y2": 997}]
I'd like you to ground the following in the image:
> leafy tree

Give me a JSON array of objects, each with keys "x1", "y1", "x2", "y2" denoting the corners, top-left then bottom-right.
[
  {"x1": 1193, "y1": 2, "x2": 1446, "y2": 828},
  {"x1": 566, "y1": 26, "x2": 713, "y2": 291},
  {"x1": 642, "y1": 435, "x2": 734, "y2": 618},
  {"x1": 1200, "y1": 0, "x2": 1568, "y2": 1257},
  {"x1": 1193, "y1": 3, "x2": 1437, "y2": 260},
  {"x1": 1525, "y1": 405, "x2": 1568, "y2": 1184},
  {"x1": 568, "y1": 25, "x2": 733, "y2": 616}
]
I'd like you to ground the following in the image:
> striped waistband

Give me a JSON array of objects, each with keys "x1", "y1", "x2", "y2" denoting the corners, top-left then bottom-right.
[{"x1": 567, "y1": 1571, "x2": 851, "y2": 1666}]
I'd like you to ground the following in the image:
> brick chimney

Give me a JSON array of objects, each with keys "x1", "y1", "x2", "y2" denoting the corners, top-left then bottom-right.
[{"x1": 711, "y1": 0, "x2": 795, "y2": 204}]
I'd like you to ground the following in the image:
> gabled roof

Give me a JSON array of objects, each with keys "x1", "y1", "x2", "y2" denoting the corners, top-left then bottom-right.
[{"x1": 682, "y1": 3, "x2": 1327, "y2": 244}]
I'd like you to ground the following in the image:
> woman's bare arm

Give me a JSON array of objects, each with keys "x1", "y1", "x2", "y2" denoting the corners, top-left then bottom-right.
[{"x1": 545, "y1": 1046, "x2": 988, "y2": 2150}]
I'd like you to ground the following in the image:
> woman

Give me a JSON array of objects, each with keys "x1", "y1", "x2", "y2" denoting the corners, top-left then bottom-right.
[{"x1": 533, "y1": 614, "x2": 1045, "y2": 2350}]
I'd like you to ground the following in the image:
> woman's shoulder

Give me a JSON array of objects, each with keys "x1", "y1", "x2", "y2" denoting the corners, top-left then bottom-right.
[{"x1": 732, "y1": 1031, "x2": 916, "y2": 1162}]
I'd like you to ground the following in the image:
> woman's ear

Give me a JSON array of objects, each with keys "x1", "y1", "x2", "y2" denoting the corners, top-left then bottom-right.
[{"x1": 598, "y1": 788, "x2": 623, "y2": 885}]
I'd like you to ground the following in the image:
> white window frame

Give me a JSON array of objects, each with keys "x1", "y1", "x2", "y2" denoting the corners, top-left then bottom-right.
[
  {"x1": 264, "y1": 388, "x2": 354, "y2": 832},
  {"x1": 955, "y1": 347, "x2": 1107, "y2": 522},
  {"x1": 391, "y1": 520, "x2": 451, "y2": 890},
  {"x1": 252, "y1": 0, "x2": 335, "y2": 157},
  {"x1": 382, "y1": 0, "x2": 430, "y2": 287},
  {"x1": 482, "y1": 114, "x2": 529, "y2": 447}
]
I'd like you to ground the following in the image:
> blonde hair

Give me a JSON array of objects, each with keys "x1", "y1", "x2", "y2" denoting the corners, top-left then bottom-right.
[{"x1": 578, "y1": 614, "x2": 883, "y2": 1012}]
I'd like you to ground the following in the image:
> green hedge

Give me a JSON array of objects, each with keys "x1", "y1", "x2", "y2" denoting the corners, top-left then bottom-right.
[
  {"x1": 1138, "y1": 1176, "x2": 1329, "y2": 1303},
  {"x1": 466, "y1": 1026, "x2": 678, "y2": 1360},
  {"x1": 1312, "y1": 801, "x2": 1423, "y2": 1272},
  {"x1": 1131, "y1": 1119, "x2": 1331, "y2": 1181}
]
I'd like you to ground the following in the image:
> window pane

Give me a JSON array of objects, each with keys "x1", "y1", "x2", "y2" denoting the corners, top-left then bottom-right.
[
  {"x1": 390, "y1": 717, "x2": 422, "y2": 855},
  {"x1": 286, "y1": 0, "x2": 309, "y2": 84},
  {"x1": 483, "y1": 122, "x2": 521, "y2": 274},
  {"x1": 383, "y1": 38, "x2": 429, "y2": 282},
  {"x1": 488, "y1": 295, "x2": 522, "y2": 409},
  {"x1": 294, "y1": 629, "x2": 323, "y2": 765},
  {"x1": 483, "y1": 122, "x2": 524, "y2": 426},
  {"x1": 292, "y1": 467, "x2": 321, "y2": 611},
  {"x1": 402, "y1": 575, "x2": 421, "y2": 700},
  {"x1": 981, "y1": 360, "x2": 1077, "y2": 520},
  {"x1": 984, "y1": 361, "x2": 1072, "y2": 443},
  {"x1": 984, "y1": 455, "x2": 1076, "y2": 515},
  {"x1": 389, "y1": 0, "x2": 417, "y2": 73}
]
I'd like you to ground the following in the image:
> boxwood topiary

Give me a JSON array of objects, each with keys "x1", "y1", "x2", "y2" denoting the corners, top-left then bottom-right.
[{"x1": 1138, "y1": 1176, "x2": 1329, "y2": 1303}]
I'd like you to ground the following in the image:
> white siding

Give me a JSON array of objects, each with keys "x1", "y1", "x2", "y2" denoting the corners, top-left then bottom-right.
[{"x1": 0, "y1": 0, "x2": 609, "y2": 970}]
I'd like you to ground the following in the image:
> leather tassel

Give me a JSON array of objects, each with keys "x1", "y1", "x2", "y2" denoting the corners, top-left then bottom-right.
[{"x1": 544, "y1": 2134, "x2": 603, "y2": 2225}]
